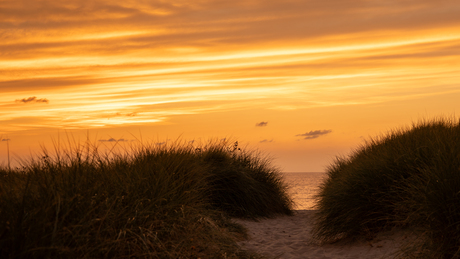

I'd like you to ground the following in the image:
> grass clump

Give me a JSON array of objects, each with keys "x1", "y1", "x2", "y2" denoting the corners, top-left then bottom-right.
[
  {"x1": 202, "y1": 141, "x2": 293, "y2": 218},
  {"x1": 313, "y1": 117, "x2": 460, "y2": 258},
  {"x1": 0, "y1": 139, "x2": 292, "y2": 258}
]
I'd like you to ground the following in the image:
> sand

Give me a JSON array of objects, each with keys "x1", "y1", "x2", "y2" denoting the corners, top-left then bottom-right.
[{"x1": 233, "y1": 210, "x2": 413, "y2": 259}]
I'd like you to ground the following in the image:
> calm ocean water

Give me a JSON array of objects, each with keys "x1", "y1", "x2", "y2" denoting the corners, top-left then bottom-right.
[{"x1": 282, "y1": 172, "x2": 327, "y2": 210}]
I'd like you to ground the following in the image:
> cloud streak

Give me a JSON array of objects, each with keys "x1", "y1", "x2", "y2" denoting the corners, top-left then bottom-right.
[
  {"x1": 256, "y1": 121, "x2": 268, "y2": 127},
  {"x1": 98, "y1": 138, "x2": 131, "y2": 142},
  {"x1": 259, "y1": 139, "x2": 273, "y2": 143},
  {"x1": 296, "y1": 130, "x2": 332, "y2": 140},
  {"x1": 15, "y1": 97, "x2": 49, "y2": 104}
]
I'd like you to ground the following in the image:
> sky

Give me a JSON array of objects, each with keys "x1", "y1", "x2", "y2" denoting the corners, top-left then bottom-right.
[{"x1": 2, "y1": 0, "x2": 460, "y2": 172}]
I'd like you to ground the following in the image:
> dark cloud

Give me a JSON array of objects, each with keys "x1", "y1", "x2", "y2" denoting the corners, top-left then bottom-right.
[
  {"x1": 296, "y1": 130, "x2": 332, "y2": 140},
  {"x1": 259, "y1": 139, "x2": 273, "y2": 143},
  {"x1": 1, "y1": 139, "x2": 11, "y2": 141},
  {"x1": 256, "y1": 121, "x2": 268, "y2": 127},
  {"x1": 99, "y1": 138, "x2": 130, "y2": 142},
  {"x1": 15, "y1": 96, "x2": 49, "y2": 104}
]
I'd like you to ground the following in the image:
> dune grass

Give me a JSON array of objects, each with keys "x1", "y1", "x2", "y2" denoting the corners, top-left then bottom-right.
[
  {"x1": 0, "y1": 139, "x2": 293, "y2": 258},
  {"x1": 313, "y1": 117, "x2": 460, "y2": 258}
]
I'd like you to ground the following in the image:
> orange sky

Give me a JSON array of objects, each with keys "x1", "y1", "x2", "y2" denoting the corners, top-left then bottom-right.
[{"x1": 2, "y1": 0, "x2": 460, "y2": 172}]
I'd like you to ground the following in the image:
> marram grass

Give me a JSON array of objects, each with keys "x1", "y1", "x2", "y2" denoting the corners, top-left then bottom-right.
[
  {"x1": 0, "y1": 139, "x2": 292, "y2": 258},
  {"x1": 313, "y1": 117, "x2": 460, "y2": 258}
]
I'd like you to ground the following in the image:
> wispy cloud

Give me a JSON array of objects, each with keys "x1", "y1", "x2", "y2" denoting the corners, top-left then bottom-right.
[
  {"x1": 256, "y1": 121, "x2": 268, "y2": 127},
  {"x1": 1, "y1": 138, "x2": 11, "y2": 141},
  {"x1": 296, "y1": 130, "x2": 332, "y2": 140},
  {"x1": 15, "y1": 97, "x2": 49, "y2": 104},
  {"x1": 259, "y1": 139, "x2": 273, "y2": 143},
  {"x1": 114, "y1": 112, "x2": 138, "y2": 117},
  {"x1": 98, "y1": 138, "x2": 131, "y2": 142}
]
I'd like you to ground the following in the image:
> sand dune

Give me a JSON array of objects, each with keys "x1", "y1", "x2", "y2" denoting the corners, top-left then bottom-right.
[{"x1": 234, "y1": 210, "x2": 413, "y2": 259}]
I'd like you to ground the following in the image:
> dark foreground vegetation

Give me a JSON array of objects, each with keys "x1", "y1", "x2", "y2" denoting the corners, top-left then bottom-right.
[
  {"x1": 0, "y1": 140, "x2": 293, "y2": 258},
  {"x1": 314, "y1": 117, "x2": 460, "y2": 258}
]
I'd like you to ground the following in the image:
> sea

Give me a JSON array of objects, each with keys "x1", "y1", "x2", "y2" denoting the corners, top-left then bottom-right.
[{"x1": 282, "y1": 172, "x2": 327, "y2": 210}]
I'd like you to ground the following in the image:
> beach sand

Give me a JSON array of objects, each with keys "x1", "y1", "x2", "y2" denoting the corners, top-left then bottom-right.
[{"x1": 234, "y1": 210, "x2": 413, "y2": 259}]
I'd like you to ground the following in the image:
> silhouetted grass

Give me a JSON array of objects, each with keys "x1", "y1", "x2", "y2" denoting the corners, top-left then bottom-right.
[
  {"x1": 202, "y1": 142, "x2": 293, "y2": 218},
  {"x1": 0, "y1": 139, "x2": 292, "y2": 258},
  {"x1": 313, "y1": 117, "x2": 460, "y2": 258}
]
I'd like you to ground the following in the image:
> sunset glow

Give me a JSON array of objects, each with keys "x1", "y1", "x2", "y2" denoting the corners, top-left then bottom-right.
[{"x1": 2, "y1": 0, "x2": 460, "y2": 171}]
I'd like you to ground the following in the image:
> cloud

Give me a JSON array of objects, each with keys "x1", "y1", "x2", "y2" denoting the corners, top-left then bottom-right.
[
  {"x1": 115, "y1": 112, "x2": 137, "y2": 117},
  {"x1": 256, "y1": 121, "x2": 268, "y2": 127},
  {"x1": 15, "y1": 96, "x2": 49, "y2": 104},
  {"x1": 1, "y1": 138, "x2": 11, "y2": 141},
  {"x1": 296, "y1": 130, "x2": 332, "y2": 140},
  {"x1": 259, "y1": 139, "x2": 273, "y2": 143},
  {"x1": 99, "y1": 138, "x2": 130, "y2": 142}
]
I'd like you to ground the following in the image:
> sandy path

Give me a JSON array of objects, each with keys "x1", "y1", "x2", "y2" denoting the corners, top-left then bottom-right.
[{"x1": 233, "y1": 210, "x2": 412, "y2": 259}]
